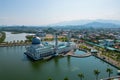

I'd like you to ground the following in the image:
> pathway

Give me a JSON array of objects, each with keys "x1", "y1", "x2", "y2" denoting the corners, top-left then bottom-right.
[
  {"x1": 94, "y1": 52, "x2": 120, "y2": 69},
  {"x1": 100, "y1": 76, "x2": 120, "y2": 80},
  {"x1": 65, "y1": 50, "x2": 91, "y2": 58}
]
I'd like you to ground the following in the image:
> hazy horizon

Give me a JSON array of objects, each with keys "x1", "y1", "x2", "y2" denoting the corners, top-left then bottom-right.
[{"x1": 0, "y1": 0, "x2": 120, "y2": 26}]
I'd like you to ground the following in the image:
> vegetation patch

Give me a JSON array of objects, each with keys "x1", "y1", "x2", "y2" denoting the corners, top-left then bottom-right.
[{"x1": 0, "y1": 32, "x2": 6, "y2": 43}]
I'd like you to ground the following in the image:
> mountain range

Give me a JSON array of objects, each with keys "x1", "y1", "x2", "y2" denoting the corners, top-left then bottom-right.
[
  {"x1": 0, "y1": 19, "x2": 120, "y2": 28},
  {"x1": 49, "y1": 19, "x2": 120, "y2": 28}
]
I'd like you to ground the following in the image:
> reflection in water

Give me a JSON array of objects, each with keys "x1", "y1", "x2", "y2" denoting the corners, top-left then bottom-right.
[
  {"x1": 71, "y1": 66, "x2": 79, "y2": 72},
  {"x1": 67, "y1": 56, "x2": 71, "y2": 67},
  {"x1": 54, "y1": 57, "x2": 59, "y2": 67},
  {"x1": 54, "y1": 56, "x2": 64, "y2": 67},
  {"x1": 0, "y1": 46, "x2": 118, "y2": 80},
  {"x1": 30, "y1": 61, "x2": 41, "y2": 69},
  {"x1": 22, "y1": 55, "x2": 30, "y2": 61},
  {"x1": 29, "y1": 59, "x2": 47, "y2": 70}
]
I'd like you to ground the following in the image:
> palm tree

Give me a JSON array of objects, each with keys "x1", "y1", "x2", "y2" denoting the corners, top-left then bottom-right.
[
  {"x1": 48, "y1": 77, "x2": 52, "y2": 80},
  {"x1": 106, "y1": 68, "x2": 113, "y2": 77},
  {"x1": 93, "y1": 69, "x2": 100, "y2": 80},
  {"x1": 78, "y1": 73, "x2": 84, "y2": 80},
  {"x1": 64, "y1": 77, "x2": 69, "y2": 80}
]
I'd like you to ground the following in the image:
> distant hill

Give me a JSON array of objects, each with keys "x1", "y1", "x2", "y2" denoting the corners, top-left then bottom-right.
[
  {"x1": 83, "y1": 22, "x2": 120, "y2": 28},
  {"x1": 50, "y1": 20, "x2": 92, "y2": 26},
  {"x1": 1, "y1": 19, "x2": 120, "y2": 28},
  {"x1": 52, "y1": 19, "x2": 120, "y2": 25},
  {"x1": 93, "y1": 19, "x2": 120, "y2": 25},
  {"x1": 49, "y1": 19, "x2": 120, "y2": 28}
]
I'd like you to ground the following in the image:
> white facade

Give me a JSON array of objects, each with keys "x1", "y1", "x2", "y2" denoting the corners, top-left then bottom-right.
[
  {"x1": 25, "y1": 31, "x2": 76, "y2": 60},
  {"x1": 25, "y1": 42, "x2": 76, "y2": 60},
  {"x1": 99, "y1": 39, "x2": 114, "y2": 46}
]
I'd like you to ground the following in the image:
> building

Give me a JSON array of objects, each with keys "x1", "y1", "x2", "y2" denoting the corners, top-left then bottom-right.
[
  {"x1": 99, "y1": 39, "x2": 114, "y2": 47},
  {"x1": 36, "y1": 30, "x2": 46, "y2": 37},
  {"x1": 24, "y1": 32, "x2": 76, "y2": 60}
]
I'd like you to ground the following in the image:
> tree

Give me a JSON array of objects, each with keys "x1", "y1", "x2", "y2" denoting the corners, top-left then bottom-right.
[
  {"x1": 106, "y1": 68, "x2": 113, "y2": 77},
  {"x1": 94, "y1": 69, "x2": 100, "y2": 80},
  {"x1": 78, "y1": 73, "x2": 84, "y2": 80},
  {"x1": 64, "y1": 77, "x2": 69, "y2": 80},
  {"x1": 48, "y1": 77, "x2": 52, "y2": 80},
  {"x1": 0, "y1": 32, "x2": 6, "y2": 43},
  {"x1": 17, "y1": 40, "x2": 20, "y2": 43},
  {"x1": 13, "y1": 40, "x2": 16, "y2": 44}
]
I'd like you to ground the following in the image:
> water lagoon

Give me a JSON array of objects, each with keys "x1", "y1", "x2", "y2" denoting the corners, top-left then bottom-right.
[
  {"x1": 0, "y1": 32, "x2": 118, "y2": 80},
  {"x1": 0, "y1": 46, "x2": 118, "y2": 80},
  {"x1": 5, "y1": 32, "x2": 34, "y2": 42}
]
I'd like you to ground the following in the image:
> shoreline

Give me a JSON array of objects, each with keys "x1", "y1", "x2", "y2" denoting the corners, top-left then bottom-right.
[
  {"x1": 0, "y1": 42, "x2": 31, "y2": 47},
  {"x1": 80, "y1": 42, "x2": 120, "y2": 70},
  {"x1": 94, "y1": 53, "x2": 120, "y2": 70},
  {"x1": 1, "y1": 41, "x2": 120, "y2": 70}
]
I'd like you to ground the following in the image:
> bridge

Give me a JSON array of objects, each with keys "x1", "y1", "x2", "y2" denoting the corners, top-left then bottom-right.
[{"x1": 65, "y1": 50, "x2": 91, "y2": 58}]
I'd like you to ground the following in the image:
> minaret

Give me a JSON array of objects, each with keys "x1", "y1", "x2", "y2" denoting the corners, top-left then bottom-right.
[
  {"x1": 67, "y1": 32, "x2": 71, "y2": 46},
  {"x1": 54, "y1": 32, "x2": 58, "y2": 54}
]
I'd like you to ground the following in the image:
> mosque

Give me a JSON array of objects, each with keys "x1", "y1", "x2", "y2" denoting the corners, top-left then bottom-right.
[{"x1": 24, "y1": 31, "x2": 76, "y2": 60}]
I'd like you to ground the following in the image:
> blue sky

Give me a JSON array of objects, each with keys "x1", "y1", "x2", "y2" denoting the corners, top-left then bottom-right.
[{"x1": 0, "y1": 0, "x2": 120, "y2": 25}]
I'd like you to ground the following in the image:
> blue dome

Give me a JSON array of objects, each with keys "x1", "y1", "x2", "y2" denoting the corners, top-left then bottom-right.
[{"x1": 32, "y1": 37, "x2": 41, "y2": 44}]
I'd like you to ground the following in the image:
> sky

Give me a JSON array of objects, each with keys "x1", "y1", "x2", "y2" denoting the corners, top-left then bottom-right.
[{"x1": 0, "y1": 0, "x2": 120, "y2": 26}]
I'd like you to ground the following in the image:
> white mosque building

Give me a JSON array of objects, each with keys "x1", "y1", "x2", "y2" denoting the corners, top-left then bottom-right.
[{"x1": 24, "y1": 32, "x2": 76, "y2": 60}]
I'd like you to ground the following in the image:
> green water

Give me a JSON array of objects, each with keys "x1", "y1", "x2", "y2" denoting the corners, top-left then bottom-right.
[{"x1": 0, "y1": 46, "x2": 118, "y2": 80}]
